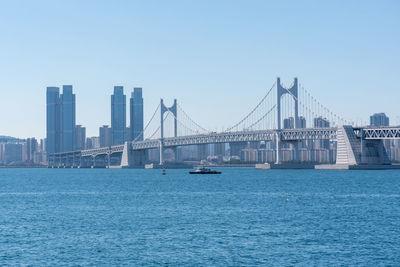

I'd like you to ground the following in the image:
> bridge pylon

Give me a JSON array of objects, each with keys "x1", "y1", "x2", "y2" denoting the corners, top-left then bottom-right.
[
  {"x1": 277, "y1": 77, "x2": 299, "y2": 130},
  {"x1": 275, "y1": 77, "x2": 299, "y2": 164},
  {"x1": 160, "y1": 99, "x2": 178, "y2": 164}
]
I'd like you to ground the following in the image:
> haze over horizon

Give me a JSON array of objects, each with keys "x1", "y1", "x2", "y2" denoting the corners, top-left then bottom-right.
[{"x1": 0, "y1": 0, "x2": 399, "y2": 139}]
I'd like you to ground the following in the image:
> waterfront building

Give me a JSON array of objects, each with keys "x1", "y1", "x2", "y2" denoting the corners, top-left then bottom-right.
[
  {"x1": 111, "y1": 86, "x2": 126, "y2": 145},
  {"x1": 314, "y1": 117, "x2": 330, "y2": 149},
  {"x1": 370, "y1": 113, "x2": 389, "y2": 126},
  {"x1": 283, "y1": 117, "x2": 294, "y2": 129},
  {"x1": 176, "y1": 145, "x2": 198, "y2": 162},
  {"x1": 298, "y1": 148, "x2": 310, "y2": 162},
  {"x1": 75, "y1": 125, "x2": 86, "y2": 150},
  {"x1": 36, "y1": 139, "x2": 47, "y2": 164},
  {"x1": 281, "y1": 149, "x2": 294, "y2": 162},
  {"x1": 46, "y1": 87, "x2": 60, "y2": 155},
  {"x1": 197, "y1": 144, "x2": 208, "y2": 160},
  {"x1": 99, "y1": 125, "x2": 112, "y2": 147},
  {"x1": 86, "y1": 136, "x2": 100, "y2": 149},
  {"x1": 310, "y1": 149, "x2": 329, "y2": 163},
  {"x1": 0, "y1": 143, "x2": 23, "y2": 163},
  {"x1": 60, "y1": 85, "x2": 76, "y2": 152},
  {"x1": 24, "y1": 138, "x2": 38, "y2": 163},
  {"x1": 314, "y1": 116, "x2": 330, "y2": 128},
  {"x1": 284, "y1": 116, "x2": 306, "y2": 129},
  {"x1": 241, "y1": 149, "x2": 258, "y2": 162},
  {"x1": 257, "y1": 149, "x2": 276, "y2": 163},
  {"x1": 214, "y1": 143, "x2": 225, "y2": 157},
  {"x1": 130, "y1": 87, "x2": 144, "y2": 141},
  {"x1": 298, "y1": 116, "x2": 306, "y2": 128},
  {"x1": 229, "y1": 142, "x2": 247, "y2": 157}
]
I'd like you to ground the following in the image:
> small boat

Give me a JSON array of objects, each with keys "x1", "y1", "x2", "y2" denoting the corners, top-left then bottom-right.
[
  {"x1": 162, "y1": 169, "x2": 166, "y2": 175},
  {"x1": 189, "y1": 166, "x2": 221, "y2": 174}
]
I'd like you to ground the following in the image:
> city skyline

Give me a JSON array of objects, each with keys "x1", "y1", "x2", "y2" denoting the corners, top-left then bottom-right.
[{"x1": 0, "y1": 0, "x2": 399, "y2": 138}]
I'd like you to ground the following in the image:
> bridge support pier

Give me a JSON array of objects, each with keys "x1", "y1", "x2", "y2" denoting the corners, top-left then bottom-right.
[
  {"x1": 159, "y1": 140, "x2": 164, "y2": 165},
  {"x1": 275, "y1": 132, "x2": 280, "y2": 164}
]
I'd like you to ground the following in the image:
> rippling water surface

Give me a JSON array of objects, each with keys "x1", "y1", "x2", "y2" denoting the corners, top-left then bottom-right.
[{"x1": 1, "y1": 168, "x2": 399, "y2": 266}]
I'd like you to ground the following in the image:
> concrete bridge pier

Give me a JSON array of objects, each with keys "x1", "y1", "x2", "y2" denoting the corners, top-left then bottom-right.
[
  {"x1": 120, "y1": 142, "x2": 148, "y2": 168},
  {"x1": 93, "y1": 154, "x2": 108, "y2": 168},
  {"x1": 275, "y1": 132, "x2": 280, "y2": 164}
]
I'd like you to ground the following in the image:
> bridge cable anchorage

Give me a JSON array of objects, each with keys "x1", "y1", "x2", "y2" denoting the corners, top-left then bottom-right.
[
  {"x1": 225, "y1": 81, "x2": 276, "y2": 132},
  {"x1": 165, "y1": 106, "x2": 207, "y2": 135},
  {"x1": 132, "y1": 103, "x2": 161, "y2": 142},
  {"x1": 177, "y1": 104, "x2": 213, "y2": 133}
]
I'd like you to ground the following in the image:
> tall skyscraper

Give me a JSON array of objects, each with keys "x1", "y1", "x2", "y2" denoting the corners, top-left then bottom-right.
[
  {"x1": 111, "y1": 86, "x2": 126, "y2": 145},
  {"x1": 46, "y1": 87, "x2": 60, "y2": 155},
  {"x1": 99, "y1": 125, "x2": 112, "y2": 147},
  {"x1": 130, "y1": 87, "x2": 144, "y2": 141},
  {"x1": 46, "y1": 85, "x2": 76, "y2": 154},
  {"x1": 60, "y1": 85, "x2": 76, "y2": 152},
  {"x1": 370, "y1": 113, "x2": 389, "y2": 126}
]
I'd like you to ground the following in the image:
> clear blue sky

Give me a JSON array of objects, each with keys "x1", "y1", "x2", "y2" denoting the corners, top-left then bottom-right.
[{"x1": 0, "y1": 0, "x2": 399, "y2": 138}]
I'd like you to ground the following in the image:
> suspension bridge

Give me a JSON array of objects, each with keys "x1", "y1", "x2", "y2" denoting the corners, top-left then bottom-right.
[{"x1": 48, "y1": 77, "x2": 400, "y2": 169}]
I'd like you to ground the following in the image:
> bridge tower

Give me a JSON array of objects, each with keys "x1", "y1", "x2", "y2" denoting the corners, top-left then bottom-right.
[
  {"x1": 276, "y1": 78, "x2": 299, "y2": 164},
  {"x1": 159, "y1": 99, "x2": 178, "y2": 164},
  {"x1": 277, "y1": 77, "x2": 299, "y2": 130}
]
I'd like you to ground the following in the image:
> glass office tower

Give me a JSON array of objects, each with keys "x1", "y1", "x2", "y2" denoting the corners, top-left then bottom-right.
[
  {"x1": 130, "y1": 87, "x2": 144, "y2": 141},
  {"x1": 46, "y1": 87, "x2": 60, "y2": 155},
  {"x1": 111, "y1": 86, "x2": 126, "y2": 145},
  {"x1": 60, "y1": 85, "x2": 76, "y2": 152}
]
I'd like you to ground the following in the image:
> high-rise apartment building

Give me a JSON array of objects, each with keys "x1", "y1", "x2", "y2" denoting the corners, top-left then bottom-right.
[
  {"x1": 25, "y1": 138, "x2": 38, "y2": 162},
  {"x1": 314, "y1": 116, "x2": 330, "y2": 128},
  {"x1": 298, "y1": 116, "x2": 306, "y2": 128},
  {"x1": 283, "y1": 117, "x2": 294, "y2": 129},
  {"x1": 86, "y1": 137, "x2": 100, "y2": 149},
  {"x1": 130, "y1": 87, "x2": 144, "y2": 141},
  {"x1": 99, "y1": 125, "x2": 112, "y2": 147},
  {"x1": 214, "y1": 143, "x2": 225, "y2": 157},
  {"x1": 370, "y1": 113, "x2": 389, "y2": 126},
  {"x1": 75, "y1": 125, "x2": 86, "y2": 150},
  {"x1": 111, "y1": 86, "x2": 126, "y2": 145},
  {"x1": 314, "y1": 117, "x2": 330, "y2": 149}
]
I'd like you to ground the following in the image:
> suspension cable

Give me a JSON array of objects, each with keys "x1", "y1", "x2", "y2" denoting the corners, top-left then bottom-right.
[
  {"x1": 225, "y1": 82, "x2": 276, "y2": 132},
  {"x1": 246, "y1": 104, "x2": 277, "y2": 130},
  {"x1": 177, "y1": 104, "x2": 212, "y2": 133},
  {"x1": 132, "y1": 103, "x2": 161, "y2": 142}
]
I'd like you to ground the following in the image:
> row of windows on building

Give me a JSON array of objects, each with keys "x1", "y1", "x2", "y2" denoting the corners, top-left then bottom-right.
[{"x1": 46, "y1": 85, "x2": 144, "y2": 154}]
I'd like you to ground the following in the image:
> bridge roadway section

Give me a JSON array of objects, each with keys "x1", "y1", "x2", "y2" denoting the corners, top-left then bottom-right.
[
  {"x1": 48, "y1": 126, "x2": 400, "y2": 168},
  {"x1": 48, "y1": 127, "x2": 337, "y2": 168},
  {"x1": 83, "y1": 127, "x2": 337, "y2": 155}
]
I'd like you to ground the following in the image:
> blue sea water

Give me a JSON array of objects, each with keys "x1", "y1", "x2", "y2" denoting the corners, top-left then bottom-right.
[{"x1": 0, "y1": 168, "x2": 399, "y2": 266}]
